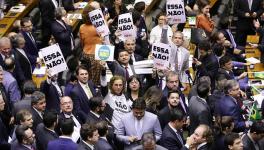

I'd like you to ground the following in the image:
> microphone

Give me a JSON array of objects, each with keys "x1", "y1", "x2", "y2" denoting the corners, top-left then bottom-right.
[{"x1": 185, "y1": 70, "x2": 193, "y2": 84}]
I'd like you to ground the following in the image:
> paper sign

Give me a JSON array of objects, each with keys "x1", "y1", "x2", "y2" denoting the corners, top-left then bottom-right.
[
  {"x1": 188, "y1": 16, "x2": 196, "y2": 26},
  {"x1": 40, "y1": 44, "x2": 68, "y2": 76},
  {"x1": 89, "y1": 9, "x2": 110, "y2": 37},
  {"x1": 152, "y1": 43, "x2": 171, "y2": 69},
  {"x1": 118, "y1": 13, "x2": 136, "y2": 41},
  {"x1": 166, "y1": 0, "x2": 186, "y2": 25},
  {"x1": 95, "y1": 44, "x2": 115, "y2": 61}
]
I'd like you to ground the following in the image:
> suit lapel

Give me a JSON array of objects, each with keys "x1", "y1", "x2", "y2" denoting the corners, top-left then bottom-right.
[{"x1": 77, "y1": 83, "x2": 89, "y2": 101}]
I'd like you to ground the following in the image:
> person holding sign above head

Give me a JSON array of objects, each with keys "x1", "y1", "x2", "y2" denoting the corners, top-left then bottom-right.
[
  {"x1": 79, "y1": 2, "x2": 104, "y2": 85},
  {"x1": 149, "y1": 12, "x2": 173, "y2": 45},
  {"x1": 169, "y1": 31, "x2": 190, "y2": 90},
  {"x1": 196, "y1": 0, "x2": 215, "y2": 36}
]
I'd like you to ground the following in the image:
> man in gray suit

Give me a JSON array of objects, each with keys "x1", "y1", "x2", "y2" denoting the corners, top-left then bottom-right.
[
  {"x1": 170, "y1": 31, "x2": 190, "y2": 87},
  {"x1": 189, "y1": 82, "x2": 213, "y2": 134},
  {"x1": 115, "y1": 97, "x2": 162, "y2": 149}
]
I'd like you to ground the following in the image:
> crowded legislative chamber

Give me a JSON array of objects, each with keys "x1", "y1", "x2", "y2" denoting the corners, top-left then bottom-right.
[{"x1": 1, "y1": 0, "x2": 264, "y2": 150}]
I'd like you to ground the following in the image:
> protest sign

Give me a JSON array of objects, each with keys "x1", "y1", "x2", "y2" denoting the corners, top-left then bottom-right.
[
  {"x1": 118, "y1": 13, "x2": 136, "y2": 41},
  {"x1": 89, "y1": 9, "x2": 110, "y2": 37},
  {"x1": 166, "y1": 0, "x2": 186, "y2": 25},
  {"x1": 95, "y1": 44, "x2": 115, "y2": 61},
  {"x1": 40, "y1": 44, "x2": 68, "y2": 76},
  {"x1": 152, "y1": 43, "x2": 171, "y2": 69}
]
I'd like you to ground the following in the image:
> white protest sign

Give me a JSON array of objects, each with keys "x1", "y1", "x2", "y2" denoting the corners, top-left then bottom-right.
[
  {"x1": 118, "y1": 13, "x2": 136, "y2": 41},
  {"x1": 89, "y1": 9, "x2": 110, "y2": 37},
  {"x1": 40, "y1": 44, "x2": 68, "y2": 76},
  {"x1": 152, "y1": 43, "x2": 171, "y2": 69},
  {"x1": 95, "y1": 44, "x2": 115, "y2": 61},
  {"x1": 166, "y1": 0, "x2": 186, "y2": 25}
]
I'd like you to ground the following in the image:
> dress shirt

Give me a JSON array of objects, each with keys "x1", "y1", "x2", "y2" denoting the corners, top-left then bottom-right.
[
  {"x1": 134, "y1": 117, "x2": 143, "y2": 139},
  {"x1": 64, "y1": 113, "x2": 81, "y2": 128},
  {"x1": 122, "y1": 64, "x2": 133, "y2": 77},
  {"x1": 33, "y1": 107, "x2": 43, "y2": 119},
  {"x1": 79, "y1": 81, "x2": 93, "y2": 99}
]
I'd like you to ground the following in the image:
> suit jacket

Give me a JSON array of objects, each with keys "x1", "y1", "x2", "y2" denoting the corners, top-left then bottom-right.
[
  {"x1": 234, "y1": 0, "x2": 263, "y2": 30},
  {"x1": 2, "y1": 71, "x2": 21, "y2": 104},
  {"x1": 242, "y1": 133, "x2": 259, "y2": 150},
  {"x1": 77, "y1": 140, "x2": 92, "y2": 150},
  {"x1": 35, "y1": 123, "x2": 59, "y2": 150},
  {"x1": 189, "y1": 96, "x2": 213, "y2": 134},
  {"x1": 39, "y1": 0, "x2": 56, "y2": 26},
  {"x1": 20, "y1": 31, "x2": 38, "y2": 59},
  {"x1": 51, "y1": 20, "x2": 74, "y2": 58},
  {"x1": 14, "y1": 48, "x2": 32, "y2": 80},
  {"x1": 11, "y1": 143, "x2": 35, "y2": 150},
  {"x1": 31, "y1": 107, "x2": 43, "y2": 132},
  {"x1": 131, "y1": 145, "x2": 168, "y2": 150},
  {"x1": 160, "y1": 124, "x2": 186, "y2": 150},
  {"x1": 216, "y1": 68, "x2": 234, "y2": 81},
  {"x1": 215, "y1": 95, "x2": 246, "y2": 132},
  {"x1": 116, "y1": 111, "x2": 162, "y2": 149},
  {"x1": 47, "y1": 137, "x2": 78, "y2": 150},
  {"x1": 70, "y1": 81, "x2": 96, "y2": 114},
  {"x1": 107, "y1": 61, "x2": 136, "y2": 78},
  {"x1": 0, "y1": 117, "x2": 9, "y2": 147},
  {"x1": 58, "y1": 111, "x2": 87, "y2": 127},
  {"x1": 62, "y1": 0, "x2": 76, "y2": 12},
  {"x1": 94, "y1": 138, "x2": 113, "y2": 150},
  {"x1": 40, "y1": 80, "x2": 61, "y2": 112},
  {"x1": 86, "y1": 111, "x2": 105, "y2": 124},
  {"x1": 158, "y1": 106, "x2": 171, "y2": 130},
  {"x1": 12, "y1": 95, "x2": 32, "y2": 116}
]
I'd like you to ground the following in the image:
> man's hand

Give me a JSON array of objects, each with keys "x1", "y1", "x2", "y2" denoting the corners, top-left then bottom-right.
[
  {"x1": 253, "y1": 19, "x2": 260, "y2": 29},
  {"x1": 233, "y1": 49, "x2": 242, "y2": 55},
  {"x1": 252, "y1": 12, "x2": 257, "y2": 18},
  {"x1": 193, "y1": 58, "x2": 202, "y2": 66},
  {"x1": 245, "y1": 12, "x2": 250, "y2": 17},
  {"x1": 223, "y1": 40, "x2": 232, "y2": 47},
  {"x1": 128, "y1": 136, "x2": 138, "y2": 143}
]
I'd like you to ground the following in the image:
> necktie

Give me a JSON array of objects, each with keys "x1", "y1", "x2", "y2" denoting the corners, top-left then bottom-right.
[
  {"x1": 176, "y1": 131, "x2": 184, "y2": 145},
  {"x1": 160, "y1": 25, "x2": 168, "y2": 44},
  {"x1": 248, "y1": 0, "x2": 252, "y2": 10},
  {"x1": 125, "y1": 66, "x2": 129, "y2": 80},
  {"x1": 29, "y1": 33, "x2": 35, "y2": 43},
  {"x1": 175, "y1": 48, "x2": 179, "y2": 72},
  {"x1": 226, "y1": 29, "x2": 237, "y2": 48},
  {"x1": 85, "y1": 85, "x2": 93, "y2": 99},
  {"x1": 158, "y1": 78, "x2": 163, "y2": 89},
  {"x1": 229, "y1": 71, "x2": 235, "y2": 79}
]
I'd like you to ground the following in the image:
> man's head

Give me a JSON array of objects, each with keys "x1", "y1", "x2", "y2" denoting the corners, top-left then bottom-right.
[
  {"x1": 169, "y1": 108, "x2": 186, "y2": 130},
  {"x1": 60, "y1": 96, "x2": 73, "y2": 114},
  {"x1": 224, "y1": 132, "x2": 243, "y2": 150},
  {"x1": 117, "y1": 49, "x2": 130, "y2": 65},
  {"x1": 21, "y1": 17, "x2": 33, "y2": 33},
  {"x1": 60, "y1": 118, "x2": 74, "y2": 136},
  {"x1": 0, "y1": 94, "x2": 5, "y2": 111},
  {"x1": 157, "y1": 12, "x2": 166, "y2": 26},
  {"x1": 124, "y1": 38, "x2": 136, "y2": 54},
  {"x1": 167, "y1": 90, "x2": 180, "y2": 108},
  {"x1": 16, "y1": 125, "x2": 35, "y2": 145},
  {"x1": 141, "y1": 132, "x2": 156, "y2": 150},
  {"x1": 0, "y1": 37, "x2": 12, "y2": 57},
  {"x1": 76, "y1": 65, "x2": 89, "y2": 84},
  {"x1": 16, "y1": 109, "x2": 33, "y2": 128},
  {"x1": 132, "y1": 97, "x2": 146, "y2": 120},
  {"x1": 198, "y1": 40, "x2": 211, "y2": 58},
  {"x1": 197, "y1": 82, "x2": 210, "y2": 99},
  {"x1": 3, "y1": 57, "x2": 15, "y2": 71},
  {"x1": 172, "y1": 31, "x2": 184, "y2": 47},
  {"x1": 216, "y1": 32, "x2": 226, "y2": 44},
  {"x1": 89, "y1": 97, "x2": 106, "y2": 114},
  {"x1": 224, "y1": 80, "x2": 240, "y2": 98},
  {"x1": 192, "y1": 124, "x2": 213, "y2": 145},
  {"x1": 96, "y1": 121, "x2": 109, "y2": 137},
  {"x1": 23, "y1": 80, "x2": 37, "y2": 95},
  {"x1": 249, "y1": 121, "x2": 264, "y2": 142},
  {"x1": 219, "y1": 55, "x2": 233, "y2": 71},
  {"x1": 31, "y1": 91, "x2": 46, "y2": 112},
  {"x1": 80, "y1": 123, "x2": 99, "y2": 145},
  {"x1": 109, "y1": 76, "x2": 125, "y2": 95},
  {"x1": 166, "y1": 71, "x2": 179, "y2": 91},
  {"x1": 43, "y1": 110, "x2": 58, "y2": 129}
]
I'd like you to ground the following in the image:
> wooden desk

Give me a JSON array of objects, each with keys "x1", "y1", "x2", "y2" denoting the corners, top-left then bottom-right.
[
  {"x1": 245, "y1": 47, "x2": 261, "y2": 59},
  {"x1": 0, "y1": 0, "x2": 38, "y2": 37}
]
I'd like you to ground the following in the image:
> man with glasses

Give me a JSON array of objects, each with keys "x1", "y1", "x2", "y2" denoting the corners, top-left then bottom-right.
[{"x1": 11, "y1": 125, "x2": 36, "y2": 150}]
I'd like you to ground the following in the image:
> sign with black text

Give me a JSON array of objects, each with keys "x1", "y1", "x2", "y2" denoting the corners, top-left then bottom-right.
[
  {"x1": 166, "y1": 0, "x2": 186, "y2": 25},
  {"x1": 40, "y1": 44, "x2": 68, "y2": 76},
  {"x1": 152, "y1": 43, "x2": 171, "y2": 69},
  {"x1": 89, "y1": 9, "x2": 110, "y2": 37},
  {"x1": 118, "y1": 13, "x2": 136, "y2": 41}
]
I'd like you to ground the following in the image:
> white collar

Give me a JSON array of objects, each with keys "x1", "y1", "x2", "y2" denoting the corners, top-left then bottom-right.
[
  {"x1": 90, "y1": 111, "x2": 100, "y2": 118},
  {"x1": 33, "y1": 107, "x2": 43, "y2": 118},
  {"x1": 197, "y1": 96, "x2": 207, "y2": 103},
  {"x1": 197, "y1": 142, "x2": 207, "y2": 149},
  {"x1": 60, "y1": 135, "x2": 72, "y2": 140},
  {"x1": 22, "y1": 144, "x2": 32, "y2": 150},
  {"x1": 64, "y1": 112, "x2": 73, "y2": 118},
  {"x1": 82, "y1": 140, "x2": 94, "y2": 149}
]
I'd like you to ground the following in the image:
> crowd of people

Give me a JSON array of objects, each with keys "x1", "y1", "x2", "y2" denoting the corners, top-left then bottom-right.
[{"x1": 0, "y1": 0, "x2": 264, "y2": 150}]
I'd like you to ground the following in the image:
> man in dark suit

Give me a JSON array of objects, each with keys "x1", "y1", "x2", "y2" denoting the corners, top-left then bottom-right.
[
  {"x1": 0, "y1": 96, "x2": 10, "y2": 150},
  {"x1": 78, "y1": 123, "x2": 99, "y2": 150},
  {"x1": 51, "y1": 7, "x2": 75, "y2": 59},
  {"x1": 215, "y1": 80, "x2": 249, "y2": 132},
  {"x1": 160, "y1": 109, "x2": 193, "y2": 150},
  {"x1": 94, "y1": 121, "x2": 113, "y2": 150},
  {"x1": 87, "y1": 97, "x2": 107, "y2": 124},
  {"x1": 11, "y1": 125, "x2": 36, "y2": 150},
  {"x1": 47, "y1": 118, "x2": 78, "y2": 150},
  {"x1": 189, "y1": 82, "x2": 213, "y2": 134},
  {"x1": 224, "y1": 132, "x2": 244, "y2": 150},
  {"x1": 20, "y1": 17, "x2": 39, "y2": 61},
  {"x1": 234, "y1": 0, "x2": 263, "y2": 46},
  {"x1": 242, "y1": 121, "x2": 264, "y2": 150},
  {"x1": 193, "y1": 40, "x2": 219, "y2": 90},
  {"x1": 39, "y1": 0, "x2": 58, "y2": 47},
  {"x1": 123, "y1": 38, "x2": 143, "y2": 63},
  {"x1": 35, "y1": 110, "x2": 59, "y2": 150},
  {"x1": 191, "y1": 124, "x2": 214, "y2": 150},
  {"x1": 13, "y1": 80, "x2": 36, "y2": 117},
  {"x1": 158, "y1": 90, "x2": 187, "y2": 129},
  {"x1": 40, "y1": 73, "x2": 63, "y2": 112},
  {"x1": 70, "y1": 65, "x2": 97, "y2": 114},
  {"x1": 31, "y1": 91, "x2": 46, "y2": 132}
]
